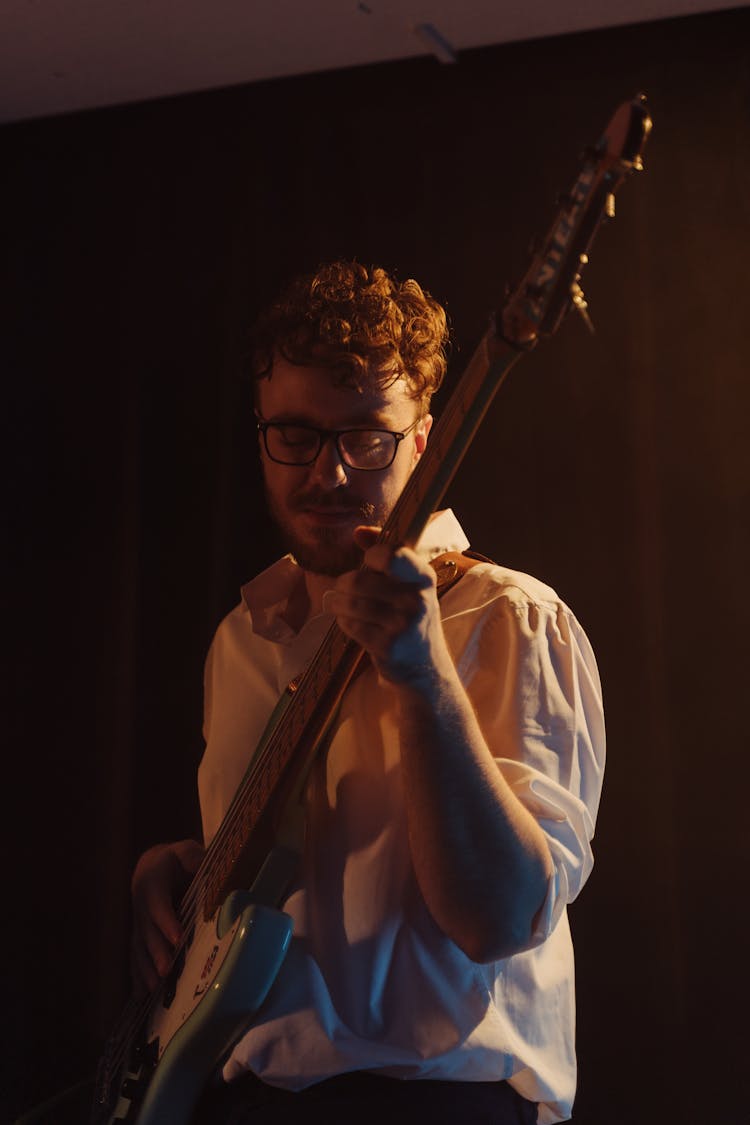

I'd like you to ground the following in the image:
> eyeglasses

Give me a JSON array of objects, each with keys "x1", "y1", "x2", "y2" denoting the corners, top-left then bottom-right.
[{"x1": 256, "y1": 417, "x2": 422, "y2": 471}]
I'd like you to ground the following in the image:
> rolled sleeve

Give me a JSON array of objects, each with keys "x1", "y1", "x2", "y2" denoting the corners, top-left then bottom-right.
[{"x1": 444, "y1": 568, "x2": 606, "y2": 942}]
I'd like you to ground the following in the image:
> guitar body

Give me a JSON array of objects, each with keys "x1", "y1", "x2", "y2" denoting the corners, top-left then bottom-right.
[{"x1": 94, "y1": 899, "x2": 292, "y2": 1125}]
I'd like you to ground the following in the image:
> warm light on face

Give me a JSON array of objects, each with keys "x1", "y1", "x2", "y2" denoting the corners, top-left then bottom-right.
[{"x1": 256, "y1": 358, "x2": 431, "y2": 575}]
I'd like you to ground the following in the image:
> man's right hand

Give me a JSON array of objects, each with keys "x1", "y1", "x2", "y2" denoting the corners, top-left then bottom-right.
[{"x1": 130, "y1": 838, "x2": 205, "y2": 993}]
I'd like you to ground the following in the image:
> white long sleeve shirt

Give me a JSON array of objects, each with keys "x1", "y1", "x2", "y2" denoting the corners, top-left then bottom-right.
[{"x1": 198, "y1": 510, "x2": 605, "y2": 1123}]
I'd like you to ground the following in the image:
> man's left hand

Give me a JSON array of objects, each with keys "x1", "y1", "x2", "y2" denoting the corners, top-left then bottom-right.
[{"x1": 323, "y1": 525, "x2": 450, "y2": 689}]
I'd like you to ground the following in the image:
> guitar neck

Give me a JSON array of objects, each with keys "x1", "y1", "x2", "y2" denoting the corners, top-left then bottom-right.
[
  {"x1": 381, "y1": 331, "x2": 522, "y2": 550},
  {"x1": 192, "y1": 93, "x2": 652, "y2": 918}
]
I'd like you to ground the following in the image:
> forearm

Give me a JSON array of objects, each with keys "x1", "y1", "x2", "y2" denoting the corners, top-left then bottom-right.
[
  {"x1": 330, "y1": 531, "x2": 555, "y2": 960},
  {"x1": 395, "y1": 662, "x2": 554, "y2": 963}
]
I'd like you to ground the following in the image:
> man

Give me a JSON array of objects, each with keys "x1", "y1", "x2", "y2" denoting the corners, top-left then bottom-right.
[{"x1": 131, "y1": 261, "x2": 605, "y2": 1125}]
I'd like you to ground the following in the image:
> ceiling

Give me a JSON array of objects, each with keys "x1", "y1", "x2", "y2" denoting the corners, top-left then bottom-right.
[{"x1": 0, "y1": 0, "x2": 740, "y2": 124}]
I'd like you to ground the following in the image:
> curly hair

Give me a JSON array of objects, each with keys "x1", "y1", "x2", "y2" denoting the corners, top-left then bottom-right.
[{"x1": 250, "y1": 261, "x2": 449, "y2": 409}]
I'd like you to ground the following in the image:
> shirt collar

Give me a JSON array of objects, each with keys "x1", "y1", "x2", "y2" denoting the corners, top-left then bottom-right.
[{"x1": 414, "y1": 507, "x2": 470, "y2": 560}]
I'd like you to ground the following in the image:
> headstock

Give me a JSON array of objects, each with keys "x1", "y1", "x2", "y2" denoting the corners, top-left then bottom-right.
[{"x1": 499, "y1": 94, "x2": 652, "y2": 349}]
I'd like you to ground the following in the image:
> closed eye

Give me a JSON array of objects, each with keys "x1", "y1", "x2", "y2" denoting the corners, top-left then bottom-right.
[{"x1": 275, "y1": 424, "x2": 319, "y2": 449}]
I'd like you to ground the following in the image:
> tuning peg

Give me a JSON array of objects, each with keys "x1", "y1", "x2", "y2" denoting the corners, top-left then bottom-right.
[
  {"x1": 571, "y1": 281, "x2": 595, "y2": 333},
  {"x1": 606, "y1": 193, "x2": 616, "y2": 219}
]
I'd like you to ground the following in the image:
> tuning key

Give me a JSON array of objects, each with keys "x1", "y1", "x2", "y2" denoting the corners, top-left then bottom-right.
[{"x1": 571, "y1": 282, "x2": 595, "y2": 333}]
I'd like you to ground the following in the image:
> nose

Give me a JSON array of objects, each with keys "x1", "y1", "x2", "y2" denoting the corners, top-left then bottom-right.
[{"x1": 309, "y1": 435, "x2": 349, "y2": 488}]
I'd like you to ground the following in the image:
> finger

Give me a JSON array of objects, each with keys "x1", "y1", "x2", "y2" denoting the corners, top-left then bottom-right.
[
  {"x1": 335, "y1": 615, "x2": 392, "y2": 658},
  {"x1": 333, "y1": 592, "x2": 426, "y2": 645},
  {"x1": 325, "y1": 585, "x2": 423, "y2": 627},
  {"x1": 176, "y1": 839, "x2": 205, "y2": 877},
  {"x1": 353, "y1": 525, "x2": 383, "y2": 552},
  {"x1": 337, "y1": 563, "x2": 428, "y2": 601},
  {"x1": 138, "y1": 911, "x2": 178, "y2": 979},
  {"x1": 364, "y1": 543, "x2": 435, "y2": 588},
  {"x1": 139, "y1": 877, "x2": 183, "y2": 947}
]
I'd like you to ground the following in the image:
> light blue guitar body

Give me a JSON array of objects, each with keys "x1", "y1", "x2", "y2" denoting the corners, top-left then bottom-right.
[{"x1": 94, "y1": 895, "x2": 292, "y2": 1124}]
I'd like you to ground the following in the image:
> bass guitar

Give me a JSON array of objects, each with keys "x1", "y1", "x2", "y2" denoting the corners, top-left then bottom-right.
[{"x1": 92, "y1": 94, "x2": 651, "y2": 1125}]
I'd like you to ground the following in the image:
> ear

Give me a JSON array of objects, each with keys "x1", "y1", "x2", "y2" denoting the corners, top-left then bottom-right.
[{"x1": 413, "y1": 413, "x2": 433, "y2": 460}]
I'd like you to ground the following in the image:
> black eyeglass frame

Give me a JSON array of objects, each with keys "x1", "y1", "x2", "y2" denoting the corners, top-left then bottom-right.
[{"x1": 256, "y1": 416, "x2": 422, "y2": 471}]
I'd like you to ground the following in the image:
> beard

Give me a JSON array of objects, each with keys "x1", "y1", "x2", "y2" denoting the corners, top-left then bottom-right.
[{"x1": 266, "y1": 483, "x2": 387, "y2": 577}]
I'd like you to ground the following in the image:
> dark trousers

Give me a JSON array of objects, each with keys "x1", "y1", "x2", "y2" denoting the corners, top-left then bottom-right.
[{"x1": 192, "y1": 1070, "x2": 539, "y2": 1125}]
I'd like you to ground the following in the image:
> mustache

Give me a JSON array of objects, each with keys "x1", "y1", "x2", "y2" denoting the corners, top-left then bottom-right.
[{"x1": 290, "y1": 488, "x2": 375, "y2": 518}]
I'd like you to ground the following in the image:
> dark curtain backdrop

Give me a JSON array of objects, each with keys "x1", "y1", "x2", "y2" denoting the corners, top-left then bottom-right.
[{"x1": 4, "y1": 8, "x2": 749, "y2": 1122}]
